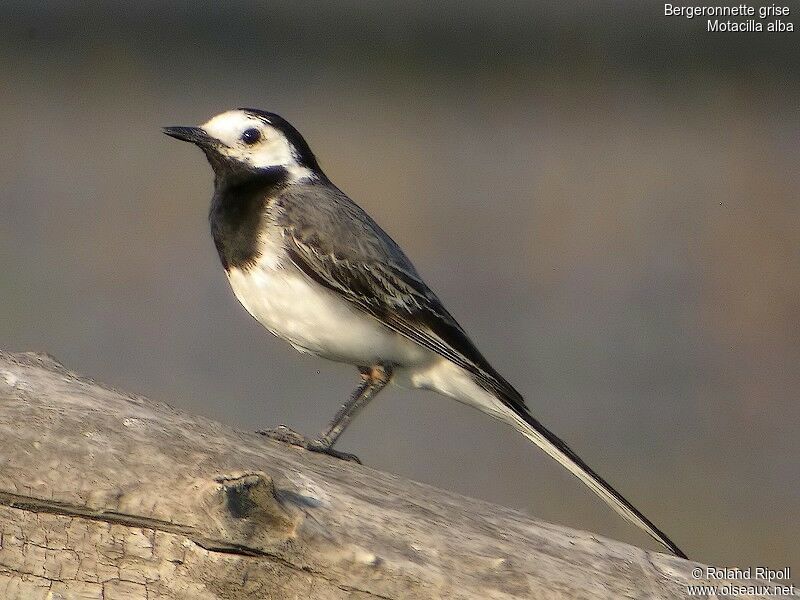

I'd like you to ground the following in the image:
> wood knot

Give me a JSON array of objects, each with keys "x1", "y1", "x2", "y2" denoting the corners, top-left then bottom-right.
[{"x1": 214, "y1": 473, "x2": 296, "y2": 535}]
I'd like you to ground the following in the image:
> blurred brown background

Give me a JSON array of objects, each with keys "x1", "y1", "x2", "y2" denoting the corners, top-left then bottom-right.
[{"x1": 2, "y1": 1, "x2": 798, "y2": 574}]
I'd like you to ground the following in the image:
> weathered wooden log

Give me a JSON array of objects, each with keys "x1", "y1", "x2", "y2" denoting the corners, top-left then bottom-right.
[{"x1": 0, "y1": 350, "x2": 788, "y2": 599}]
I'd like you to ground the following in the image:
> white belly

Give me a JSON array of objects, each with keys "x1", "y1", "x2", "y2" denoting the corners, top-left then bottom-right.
[{"x1": 226, "y1": 261, "x2": 430, "y2": 367}]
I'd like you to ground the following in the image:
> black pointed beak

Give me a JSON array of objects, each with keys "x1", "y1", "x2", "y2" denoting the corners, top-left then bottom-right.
[{"x1": 162, "y1": 126, "x2": 217, "y2": 147}]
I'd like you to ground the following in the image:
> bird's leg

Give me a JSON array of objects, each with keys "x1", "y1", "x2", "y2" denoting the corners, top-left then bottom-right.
[
  {"x1": 314, "y1": 365, "x2": 392, "y2": 449},
  {"x1": 258, "y1": 364, "x2": 392, "y2": 463}
]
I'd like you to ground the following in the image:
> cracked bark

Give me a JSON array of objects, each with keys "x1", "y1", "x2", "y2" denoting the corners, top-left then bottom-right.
[{"x1": 0, "y1": 351, "x2": 786, "y2": 599}]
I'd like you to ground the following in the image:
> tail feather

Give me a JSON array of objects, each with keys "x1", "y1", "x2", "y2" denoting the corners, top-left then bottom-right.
[{"x1": 501, "y1": 400, "x2": 687, "y2": 558}]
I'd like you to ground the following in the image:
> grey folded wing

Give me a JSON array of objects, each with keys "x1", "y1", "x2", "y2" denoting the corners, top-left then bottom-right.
[{"x1": 275, "y1": 183, "x2": 525, "y2": 409}]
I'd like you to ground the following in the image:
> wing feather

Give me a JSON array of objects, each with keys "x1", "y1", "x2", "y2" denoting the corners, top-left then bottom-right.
[{"x1": 274, "y1": 183, "x2": 523, "y2": 405}]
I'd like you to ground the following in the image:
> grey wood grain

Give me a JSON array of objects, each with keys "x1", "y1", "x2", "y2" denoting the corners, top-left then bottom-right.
[{"x1": 0, "y1": 351, "x2": 789, "y2": 599}]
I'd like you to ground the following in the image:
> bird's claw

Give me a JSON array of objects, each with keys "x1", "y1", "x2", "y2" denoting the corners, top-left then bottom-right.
[
  {"x1": 257, "y1": 424, "x2": 308, "y2": 446},
  {"x1": 257, "y1": 425, "x2": 362, "y2": 464},
  {"x1": 306, "y1": 440, "x2": 362, "y2": 464}
]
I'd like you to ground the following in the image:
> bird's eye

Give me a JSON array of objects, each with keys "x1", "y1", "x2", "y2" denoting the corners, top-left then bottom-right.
[{"x1": 241, "y1": 128, "x2": 261, "y2": 145}]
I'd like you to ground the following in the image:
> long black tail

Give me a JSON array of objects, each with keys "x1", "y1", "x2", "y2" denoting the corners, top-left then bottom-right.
[{"x1": 498, "y1": 396, "x2": 686, "y2": 558}]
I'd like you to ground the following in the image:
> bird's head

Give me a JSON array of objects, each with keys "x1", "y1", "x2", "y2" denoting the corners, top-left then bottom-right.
[{"x1": 163, "y1": 108, "x2": 321, "y2": 182}]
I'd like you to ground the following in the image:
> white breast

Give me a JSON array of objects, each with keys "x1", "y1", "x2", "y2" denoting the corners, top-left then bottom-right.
[{"x1": 225, "y1": 241, "x2": 429, "y2": 368}]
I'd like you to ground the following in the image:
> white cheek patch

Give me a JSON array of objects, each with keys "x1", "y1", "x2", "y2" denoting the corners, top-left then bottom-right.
[{"x1": 245, "y1": 136, "x2": 295, "y2": 169}]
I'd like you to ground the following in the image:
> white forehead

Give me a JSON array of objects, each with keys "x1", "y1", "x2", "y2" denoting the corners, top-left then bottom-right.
[{"x1": 201, "y1": 110, "x2": 272, "y2": 146}]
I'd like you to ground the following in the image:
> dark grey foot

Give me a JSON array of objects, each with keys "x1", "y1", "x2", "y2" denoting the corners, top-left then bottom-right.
[
  {"x1": 257, "y1": 425, "x2": 362, "y2": 464},
  {"x1": 257, "y1": 424, "x2": 308, "y2": 446}
]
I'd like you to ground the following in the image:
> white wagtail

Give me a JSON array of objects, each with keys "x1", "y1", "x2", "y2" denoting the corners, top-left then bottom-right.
[{"x1": 163, "y1": 108, "x2": 685, "y2": 558}]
